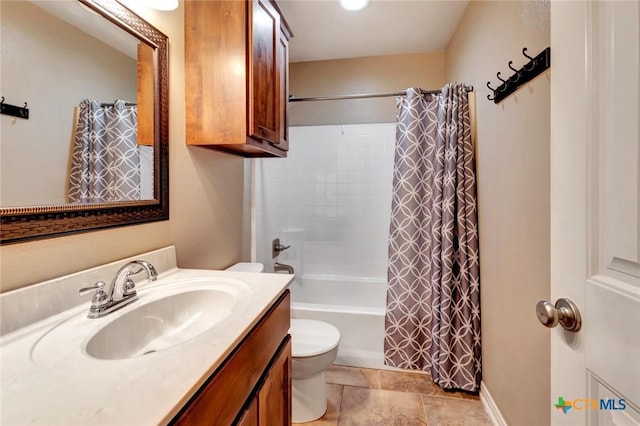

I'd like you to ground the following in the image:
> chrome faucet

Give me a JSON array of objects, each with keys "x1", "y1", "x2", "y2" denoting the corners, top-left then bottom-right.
[
  {"x1": 78, "y1": 260, "x2": 158, "y2": 319},
  {"x1": 274, "y1": 262, "x2": 294, "y2": 274}
]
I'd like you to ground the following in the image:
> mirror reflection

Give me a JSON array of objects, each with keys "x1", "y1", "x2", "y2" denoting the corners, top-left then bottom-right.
[{"x1": 0, "y1": 0, "x2": 155, "y2": 208}]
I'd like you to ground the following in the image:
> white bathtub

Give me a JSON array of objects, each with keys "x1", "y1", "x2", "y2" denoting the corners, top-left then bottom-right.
[{"x1": 289, "y1": 274, "x2": 391, "y2": 370}]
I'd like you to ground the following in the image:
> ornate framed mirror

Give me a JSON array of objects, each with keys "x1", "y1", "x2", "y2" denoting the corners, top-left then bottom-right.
[{"x1": 0, "y1": 0, "x2": 169, "y2": 244}]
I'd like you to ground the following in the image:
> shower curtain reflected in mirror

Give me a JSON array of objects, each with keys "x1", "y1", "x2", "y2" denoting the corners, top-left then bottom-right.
[
  {"x1": 384, "y1": 83, "x2": 481, "y2": 392},
  {"x1": 68, "y1": 99, "x2": 140, "y2": 203}
]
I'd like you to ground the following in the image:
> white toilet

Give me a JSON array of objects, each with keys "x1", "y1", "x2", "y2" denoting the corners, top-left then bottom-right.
[
  {"x1": 290, "y1": 318, "x2": 340, "y2": 422},
  {"x1": 226, "y1": 262, "x2": 341, "y2": 423}
]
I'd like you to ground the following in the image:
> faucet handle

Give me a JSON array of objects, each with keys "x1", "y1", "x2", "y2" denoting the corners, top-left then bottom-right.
[
  {"x1": 78, "y1": 281, "x2": 109, "y2": 309},
  {"x1": 272, "y1": 238, "x2": 291, "y2": 258},
  {"x1": 78, "y1": 281, "x2": 106, "y2": 296},
  {"x1": 122, "y1": 273, "x2": 137, "y2": 298}
]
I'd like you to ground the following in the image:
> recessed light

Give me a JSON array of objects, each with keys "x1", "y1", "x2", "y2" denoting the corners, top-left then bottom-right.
[{"x1": 339, "y1": 0, "x2": 369, "y2": 11}]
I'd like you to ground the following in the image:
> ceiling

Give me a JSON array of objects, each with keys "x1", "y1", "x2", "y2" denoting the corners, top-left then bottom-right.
[{"x1": 277, "y1": 0, "x2": 469, "y2": 63}]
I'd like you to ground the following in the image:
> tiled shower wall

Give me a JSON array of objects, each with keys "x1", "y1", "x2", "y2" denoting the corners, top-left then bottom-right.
[{"x1": 255, "y1": 123, "x2": 396, "y2": 279}]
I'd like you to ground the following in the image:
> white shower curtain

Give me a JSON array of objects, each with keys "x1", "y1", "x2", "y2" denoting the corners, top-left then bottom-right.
[{"x1": 68, "y1": 99, "x2": 140, "y2": 203}]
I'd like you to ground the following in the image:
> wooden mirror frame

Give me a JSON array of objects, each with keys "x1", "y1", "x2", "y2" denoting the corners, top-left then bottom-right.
[{"x1": 0, "y1": 0, "x2": 169, "y2": 245}]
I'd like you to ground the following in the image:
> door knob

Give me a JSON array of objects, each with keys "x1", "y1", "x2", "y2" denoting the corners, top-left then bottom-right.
[{"x1": 536, "y1": 298, "x2": 582, "y2": 332}]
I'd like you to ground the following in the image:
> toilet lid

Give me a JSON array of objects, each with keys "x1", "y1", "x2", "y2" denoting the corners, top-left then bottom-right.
[{"x1": 290, "y1": 319, "x2": 341, "y2": 358}]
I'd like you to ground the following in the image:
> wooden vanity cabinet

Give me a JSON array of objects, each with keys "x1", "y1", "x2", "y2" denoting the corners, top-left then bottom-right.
[
  {"x1": 242, "y1": 338, "x2": 291, "y2": 425},
  {"x1": 185, "y1": 0, "x2": 292, "y2": 158},
  {"x1": 171, "y1": 291, "x2": 291, "y2": 425}
]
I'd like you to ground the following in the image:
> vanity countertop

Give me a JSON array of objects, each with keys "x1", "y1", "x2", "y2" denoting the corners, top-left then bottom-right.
[{"x1": 0, "y1": 266, "x2": 293, "y2": 425}]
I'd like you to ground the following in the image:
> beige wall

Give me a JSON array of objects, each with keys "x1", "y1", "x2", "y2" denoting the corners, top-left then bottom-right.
[
  {"x1": 2, "y1": 6, "x2": 552, "y2": 425},
  {"x1": 0, "y1": 2, "x2": 248, "y2": 293},
  {"x1": 290, "y1": 52, "x2": 444, "y2": 126},
  {"x1": 445, "y1": 1, "x2": 550, "y2": 424}
]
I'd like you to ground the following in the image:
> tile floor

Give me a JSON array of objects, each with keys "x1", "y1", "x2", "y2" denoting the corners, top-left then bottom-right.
[{"x1": 302, "y1": 364, "x2": 492, "y2": 426}]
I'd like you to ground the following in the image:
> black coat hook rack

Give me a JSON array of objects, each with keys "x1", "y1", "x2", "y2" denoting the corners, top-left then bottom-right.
[
  {"x1": 0, "y1": 96, "x2": 29, "y2": 119},
  {"x1": 486, "y1": 47, "x2": 550, "y2": 104}
]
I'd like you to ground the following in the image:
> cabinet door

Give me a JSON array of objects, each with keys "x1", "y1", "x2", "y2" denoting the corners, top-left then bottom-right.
[
  {"x1": 136, "y1": 42, "x2": 155, "y2": 146},
  {"x1": 276, "y1": 27, "x2": 289, "y2": 150},
  {"x1": 258, "y1": 337, "x2": 292, "y2": 425},
  {"x1": 237, "y1": 398, "x2": 259, "y2": 426},
  {"x1": 249, "y1": 0, "x2": 280, "y2": 145}
]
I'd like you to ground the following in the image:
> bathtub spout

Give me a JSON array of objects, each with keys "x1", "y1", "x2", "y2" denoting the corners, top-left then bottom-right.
[{"x1": 274, "y1": 262, "x2": 294, "y2": 274}]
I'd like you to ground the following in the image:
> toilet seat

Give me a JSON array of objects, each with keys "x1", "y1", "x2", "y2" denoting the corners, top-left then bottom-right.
[{"x1": 290, "y1": 319, "x2": 340, "y2": 358}]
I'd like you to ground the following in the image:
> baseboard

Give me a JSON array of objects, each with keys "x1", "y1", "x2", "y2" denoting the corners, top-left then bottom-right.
[{"x1": 480, "y1": 381, "x2": 508, "y2": 426}]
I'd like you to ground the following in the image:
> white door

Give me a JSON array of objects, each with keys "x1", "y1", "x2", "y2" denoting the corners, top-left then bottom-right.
[{"x1": 550, "y1": 1, "x2": 640, "y2": 425}]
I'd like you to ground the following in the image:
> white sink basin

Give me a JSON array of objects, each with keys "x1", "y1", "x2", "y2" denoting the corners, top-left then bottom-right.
[
  {"x1": 31, "y1": 277, "x2": 252, "y2": 366},
  {"x1": 86, "y1": 289, "x2": 237, "y2": 360}
]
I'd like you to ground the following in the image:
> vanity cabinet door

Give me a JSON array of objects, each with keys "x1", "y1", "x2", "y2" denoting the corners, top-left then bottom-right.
[
  {"x1": 237, "y1": 399, "x2": 258, "y2": 426},
  {"x1": 235, "y1": 337, "x2": 291, "y2": 426},
  {"x1": 258, "y1": 337, "x2": 291, "y2": 425}
]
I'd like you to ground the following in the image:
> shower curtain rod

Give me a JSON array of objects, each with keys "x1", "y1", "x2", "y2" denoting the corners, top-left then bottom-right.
[
  {"x1": 100, "y1": 102, "x2": 137, "y2": 107},
  {"x1": 288, "y1": 85, "x2": 474, "y2": 102}
]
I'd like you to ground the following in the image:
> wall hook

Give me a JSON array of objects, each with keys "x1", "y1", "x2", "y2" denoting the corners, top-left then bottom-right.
[
  {"x1": 0, "y1": 96, "x2": 30, "y2": 120},
  {"x1": 486, "y1": 81, "x2": 497, "y2": 101},
  {"x1": 522, "y1": 48, "x2": 536, "y2": 71},
  {"x1": 508, "y1": 61, "x2": 521, "y2": 81},
  {"x1": 487, "y1": 46, "x2": 550, "y2": 104}
]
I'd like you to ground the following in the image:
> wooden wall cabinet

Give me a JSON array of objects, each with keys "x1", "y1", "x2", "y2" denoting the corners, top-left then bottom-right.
[
  {"x1": 136, "y1": 42, "x2": 155, "y2": 146},
  {"x1": 171, "y1": 291, "x2": 291, "y2": 425},
  {"x1": 185, "y1": 0, "x2": 292, "y2": 158}
]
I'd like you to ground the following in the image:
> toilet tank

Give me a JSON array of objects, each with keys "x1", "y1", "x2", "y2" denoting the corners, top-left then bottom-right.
[{"x1": 225, "y1": 262, "x2": 264, "y2": 273}]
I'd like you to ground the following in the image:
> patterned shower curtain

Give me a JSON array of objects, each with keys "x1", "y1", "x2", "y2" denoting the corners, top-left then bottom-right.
[
  {"x1": 68, "y1": 99, "x2": 140, "y2": 203},
  {"x1": 384, "y1": 84, "x2": 481, "y2": 392}
]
